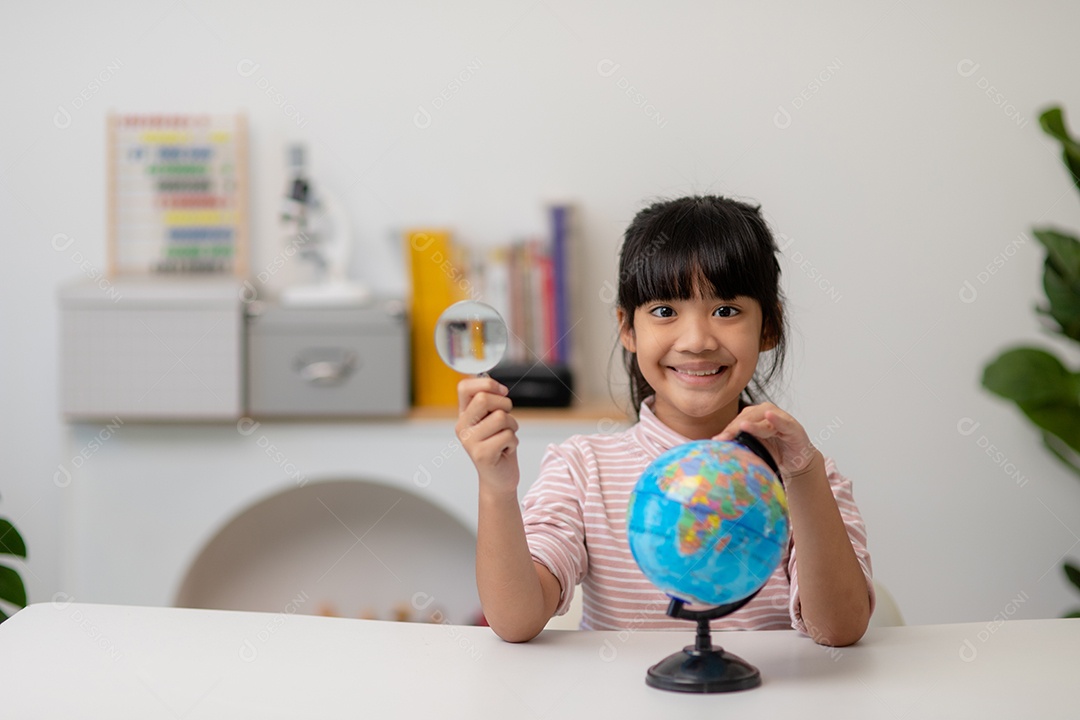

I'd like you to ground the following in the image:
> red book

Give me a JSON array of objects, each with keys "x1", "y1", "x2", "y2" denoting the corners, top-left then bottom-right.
[{"x1": 539, "y1": 250, "x2": 556, "y2": 363}]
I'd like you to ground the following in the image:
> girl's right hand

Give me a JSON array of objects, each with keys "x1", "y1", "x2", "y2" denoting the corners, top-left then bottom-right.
[{"x1": 456, "y1": 377, "x2": 520, "y2": 494}]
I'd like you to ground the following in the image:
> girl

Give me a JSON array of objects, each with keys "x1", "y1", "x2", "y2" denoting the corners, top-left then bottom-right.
[{"x1": 456, "y1": 195, "x2": 874, "y2": 646}]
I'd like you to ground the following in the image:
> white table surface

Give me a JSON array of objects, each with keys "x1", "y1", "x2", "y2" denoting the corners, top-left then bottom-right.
[{"x1": 1, "y1": 602, "x2": 1076, "y2": 719}]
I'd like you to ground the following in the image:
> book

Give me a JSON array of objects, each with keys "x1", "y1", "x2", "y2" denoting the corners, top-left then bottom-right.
[
  {"x1": 549, "y1": 203, "x2": 572, "y2": 364},
  {"x1": 405, "y1": 229, "x2": 468, "y2": 407},
  {"x1": 538, "y1": 246, "x2": 556, "y2": 363}
]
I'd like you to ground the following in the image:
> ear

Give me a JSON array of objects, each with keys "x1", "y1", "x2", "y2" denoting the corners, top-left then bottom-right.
[
  {"x1": 759, "y1": 330, "x2": 777, "y2": 352},
  {"x1": 759, "y1": 313, "x2": 779, "y2": 352},
  {"x1": 617, "y1": 307, "x2": 636, "y2": 353}
]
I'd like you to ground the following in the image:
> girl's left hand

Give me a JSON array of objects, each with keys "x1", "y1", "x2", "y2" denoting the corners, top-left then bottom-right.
[{"x1": 714, "y1": 402, "x2": 818, "y2": 477}]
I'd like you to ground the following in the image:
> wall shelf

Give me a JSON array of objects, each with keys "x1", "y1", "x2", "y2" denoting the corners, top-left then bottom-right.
[{"x1": 408, "y1": 403, "x2": 628, "y2": 423}]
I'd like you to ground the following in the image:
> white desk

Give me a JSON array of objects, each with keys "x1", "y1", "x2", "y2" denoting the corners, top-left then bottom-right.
[{"x1": 1, "y1": 602, "x2": 1076, "y2": 719}]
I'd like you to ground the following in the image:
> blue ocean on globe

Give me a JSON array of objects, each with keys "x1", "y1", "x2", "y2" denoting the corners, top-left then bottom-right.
[{"x1": 627, "y1": 440, "x2": 791, "y2": 607}]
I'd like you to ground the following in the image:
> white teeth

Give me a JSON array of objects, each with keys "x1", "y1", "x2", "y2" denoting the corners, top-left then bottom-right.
[{"x1": 679, "y1": 368, "x2": 721, "y2": 376}]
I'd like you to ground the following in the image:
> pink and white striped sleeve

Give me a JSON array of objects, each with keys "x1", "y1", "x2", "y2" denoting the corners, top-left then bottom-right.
[{"x1": 520, "y1": 443, "x2": 589, "y2": 616}]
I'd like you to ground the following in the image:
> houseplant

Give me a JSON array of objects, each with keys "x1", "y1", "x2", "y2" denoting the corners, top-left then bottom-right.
[
  {"x1": 0, "y1": 503, "x2": 27, "y2": 622},
  {"x1": 981, "y1": 105, "x2": 1080, "y2": 617}
]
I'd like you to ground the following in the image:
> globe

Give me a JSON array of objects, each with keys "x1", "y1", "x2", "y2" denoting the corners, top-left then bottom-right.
[{"x1": 627, "y1": 439, "x2": 790, "y2": 607}]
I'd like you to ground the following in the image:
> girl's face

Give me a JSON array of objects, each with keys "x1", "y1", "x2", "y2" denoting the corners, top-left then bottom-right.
[{"x1": 619, "y1": 291, "x2": 772, "y2": 440}]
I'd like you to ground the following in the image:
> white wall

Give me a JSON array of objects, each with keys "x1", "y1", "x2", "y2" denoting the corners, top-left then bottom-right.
[{"x1": 3, "y1": 0, "x2": 1080, "y2": 626}]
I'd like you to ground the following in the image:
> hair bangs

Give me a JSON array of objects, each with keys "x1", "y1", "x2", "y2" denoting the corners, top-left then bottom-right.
[{"x1": 618, "y1": 200, "x2": 777, "y2": 309}]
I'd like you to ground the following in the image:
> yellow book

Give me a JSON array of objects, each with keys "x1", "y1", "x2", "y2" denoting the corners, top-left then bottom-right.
[{"x1": 406, "y1": 229, "x2": 468, "y2": 407}]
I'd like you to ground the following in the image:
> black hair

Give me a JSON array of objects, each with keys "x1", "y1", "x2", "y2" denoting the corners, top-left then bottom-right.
[{"x1": 615, "y1": 195, "x2": 787, "y2": 417}]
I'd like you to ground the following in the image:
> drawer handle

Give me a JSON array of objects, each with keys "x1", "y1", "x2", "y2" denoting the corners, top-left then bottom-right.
[{"x1": 297, "y1": 356, "x2": 355, "y2": 386}]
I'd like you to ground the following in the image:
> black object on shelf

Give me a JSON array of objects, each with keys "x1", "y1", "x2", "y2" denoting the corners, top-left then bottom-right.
[{"x1": 488, "y1": 363, "x2": 574, "y2": 408}]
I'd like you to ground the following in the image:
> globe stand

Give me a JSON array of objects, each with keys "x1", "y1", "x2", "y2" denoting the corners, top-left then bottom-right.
[
  {"x1": 641, "y1": 432, "x2": 782, "y2": 693},
  {"x1": 646, "y1": 591, "x2": 764, "y2": 693}
]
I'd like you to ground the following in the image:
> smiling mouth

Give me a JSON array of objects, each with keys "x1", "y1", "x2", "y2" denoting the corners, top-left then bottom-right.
[{"x1": 671, "y1": 366, "x2": 726, "y2": 377}]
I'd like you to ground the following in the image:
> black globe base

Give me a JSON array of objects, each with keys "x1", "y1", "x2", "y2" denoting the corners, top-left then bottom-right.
[
  {"x1": 645, "y1": 592, "x2": 765, "y2": 694},
  {"x1": 646, "y1": 645, "x2": 761, "y2": 693}
]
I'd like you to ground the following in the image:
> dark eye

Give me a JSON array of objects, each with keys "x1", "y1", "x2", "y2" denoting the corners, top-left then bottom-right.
[
  {"x1": 649, "y1": 305, "x2": 675, "y2": 318},
  {"x1": 714, "y1": 306, "x2": 740, "y2": 318}
]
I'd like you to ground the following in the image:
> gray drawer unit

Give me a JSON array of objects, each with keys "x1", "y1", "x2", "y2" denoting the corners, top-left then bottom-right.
[{"x1": 246, "y1": 300, "x2": 409, "y2": 417}]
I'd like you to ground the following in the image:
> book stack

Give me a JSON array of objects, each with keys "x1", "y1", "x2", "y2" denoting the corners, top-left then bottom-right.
[
  {"x1": 405, "y1": 204, "x2": 577, "y2": 408},
  {"x1": 468, "y1": 204, "x2": 574, "y2": 366}
]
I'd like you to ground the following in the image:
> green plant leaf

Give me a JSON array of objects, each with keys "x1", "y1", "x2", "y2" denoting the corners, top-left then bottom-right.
[
  {"x1": 0, "y1": 564, "x2": 27, "y2": 608},
  {"x1": 982, "y1": 347, "x2": 1074, "y2": 405},
  {"x1": 0, "y1": 519, "x2": 27, "y2": 559},
  {"x1": 983, "y1": 348, "x2": 1080, "y2": 454},
  {"x1": 1067, "y1": 610, "x2": 1080, "y2": 618},
  {"x1": 1034, "y1": 228, "x2": 1080, "y2": 341},
  {"x1": 1066, "y1": 562, "x2": 1080, "y2": 592},
  {"x1": 1019, "y1": 402, "x2": 1080, "y2": 455},
  {"x1": 1039, "y1": 107, "x2": 1080, "y2": 195},
  {"x1": 1034, "y1": 228, "x2": 1080, "y2": 275},
  {"x1": 0, "y1": 607, "x2": 8, "y2": 623}
]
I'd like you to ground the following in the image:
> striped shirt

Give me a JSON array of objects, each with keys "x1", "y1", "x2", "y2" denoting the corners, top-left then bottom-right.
[{"x1": 521, "y1": 400, "x2": 874, "y2": 634}]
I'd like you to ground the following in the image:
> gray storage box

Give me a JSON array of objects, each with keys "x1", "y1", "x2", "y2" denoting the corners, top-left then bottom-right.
[
  {"x1": 246, "y1": 300, "x2": 409, "y2": 417},
  {"x1": 59, "y1": 277, "x2": 244, "y2": 420}
]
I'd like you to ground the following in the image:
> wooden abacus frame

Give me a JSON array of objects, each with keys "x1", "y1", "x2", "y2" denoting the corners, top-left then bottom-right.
[{"x1": 106, "y1": 112, "x2": 249, "y2": 278}]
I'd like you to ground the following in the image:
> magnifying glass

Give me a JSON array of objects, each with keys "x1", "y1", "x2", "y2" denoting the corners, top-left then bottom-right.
[{"x1": 434, "y1": 300, "x2": 508, "y2": 376}]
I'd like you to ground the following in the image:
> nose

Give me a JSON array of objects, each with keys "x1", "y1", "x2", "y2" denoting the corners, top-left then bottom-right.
[{"x1": 673, "y1": 313, "x2": 719, "y2": 354}]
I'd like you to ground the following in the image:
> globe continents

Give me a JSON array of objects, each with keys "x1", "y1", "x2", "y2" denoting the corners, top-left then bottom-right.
[{"x1": 627, "y1": 440, "x2": 790, "y2": 607}]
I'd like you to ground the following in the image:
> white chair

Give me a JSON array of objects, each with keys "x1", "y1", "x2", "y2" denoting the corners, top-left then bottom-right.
[
  {"x1": 869, "y1": 578, "x2": 904, "y2": 627},
  {"x1": 545, "y1": 579, "x2": 903, "y2": 630},
  {"x1": 543, "y1": 588, "x2": 584, "y2": 630}
]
